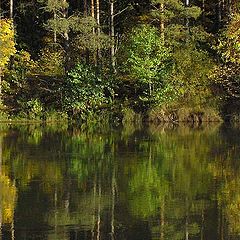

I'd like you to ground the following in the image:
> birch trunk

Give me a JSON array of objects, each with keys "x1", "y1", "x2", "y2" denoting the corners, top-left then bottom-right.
[
  {"x1": 110, "y1": 1, "x2": 116, "y2": 72},
  {"x1": 10, "y1": 0, "x2": 13, "y2": 18},
  {"x1": 160, "y1": 2, "x2": 164, "y2": 41}
]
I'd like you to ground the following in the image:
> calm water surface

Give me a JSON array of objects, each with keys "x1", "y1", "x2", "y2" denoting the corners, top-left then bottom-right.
[{"x1": 1, "y1": 123, "x2": 240, "y2": 240}]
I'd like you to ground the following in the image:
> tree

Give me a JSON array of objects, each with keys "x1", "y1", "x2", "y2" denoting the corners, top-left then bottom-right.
[
  {"x1": 211, "y1": 14, "x2": 240, "y2": 115},
  {"x1": 120, "y1": 24, "x2": 171, "y2": 108},
  {"x1": 0, "y1": 19, "x2": 16, "y2": 100}
]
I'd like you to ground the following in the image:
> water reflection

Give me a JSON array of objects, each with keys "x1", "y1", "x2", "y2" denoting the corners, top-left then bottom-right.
[{"x1": 0, "y1": 123, "x2": 240, "y2": 239}]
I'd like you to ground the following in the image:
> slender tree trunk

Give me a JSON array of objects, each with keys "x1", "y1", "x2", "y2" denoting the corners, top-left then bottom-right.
[
  {"x1": 84, "y1": 0, "x2": 90, "y2": 63},
  {"x1": 97, "y1": 181, "x2": 101, "y2": 240},
  {"x1": 202, "y1": 0, "x2": 205, "y2": 21},
  {"x1": 91, "y1": 0, "x2": 97, "y2": 65},
  {"x1": 10, "y1": 0, "x2": 13, "y2": 18},
  {"x1": 186, "y1": 0, "x2": 189, "y2": 27},
  {"x1": 91, "y1": 177, "x2": 97, "y2": 240},
  {"x1": 63, "y1": 0, "x2": 69, "y2": 43},
  {"x1": 218, "y1": 0, "x2": 222, "y2": 29},
  {"x1": 91, "y1": 0, "x2": 95, "y2": 23},
  {"x1": 160, "y1": 200, "x2": 165, "y2": 240},
  {"x1": 111, "y1": 171, "x2": 116, "y2": 240},
  {"x1": 53, "y1": 10, "x2": 57, "y2": 43},
  {"x1": 96, "y1": 0, "x2": 100, "y2": 35},
  {"x1": 11, "y1": 217, "x2": 15, "y2": 240},
  {"x1": 110, "y1": 1, "x2": 116, "y2": 72},
  {"x1": 84, "y1": 0, "x2": 87, "y2": 16},
  {"x1": 160, "y1": 2, "x2": 164, "y2": 41},
  {"x1": 62, "y1": 0, "x2": 70, "y2": 71},
  {"x1": 200, "y1": 203, "x2": 204, "y2": 240},
  {"x1": 185, "y1": 197, "x2": 189, "y2": 240},
  {"x1": 96, "y1": 0, "x2": 100, "y2": 67}
]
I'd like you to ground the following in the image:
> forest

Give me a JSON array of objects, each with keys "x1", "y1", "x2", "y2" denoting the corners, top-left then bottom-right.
[{"x1": 0, "y1": 0, "x2": 240, "y2": 123}]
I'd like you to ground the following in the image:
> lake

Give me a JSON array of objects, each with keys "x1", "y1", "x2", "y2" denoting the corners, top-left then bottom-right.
[{"x1": 0, "y1": 123, "x2": 240, "y2": 240}]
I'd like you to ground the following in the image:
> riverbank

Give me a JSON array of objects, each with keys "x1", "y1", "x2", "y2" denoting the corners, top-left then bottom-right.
[{"x1": 0, "y1": 105, "x2": 228, "y2": 126}]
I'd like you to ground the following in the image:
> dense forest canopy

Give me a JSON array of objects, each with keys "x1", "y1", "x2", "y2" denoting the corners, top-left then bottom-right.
[{"x1": 0, "y1": 0, "x2": 240, "y2": 123}]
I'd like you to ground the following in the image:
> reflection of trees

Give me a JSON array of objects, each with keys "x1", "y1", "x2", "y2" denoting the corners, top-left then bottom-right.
[
  {"x1": 127, "y1": 124, "x2": 222, "y2": 240},
  {"x1": 207, "y1": 126, "x2": 240, "y2": 238},
  {"x1": 3, "y1": 123, "x2": 240, "y2": 239},
  {"x1": 0, "y1": 128, "x2": 17, "y2": 240}
]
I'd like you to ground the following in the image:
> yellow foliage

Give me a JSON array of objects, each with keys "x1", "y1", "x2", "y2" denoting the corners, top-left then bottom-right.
[
  {"x1": 0, "y1": 19, "x2": 16, "y2": 70},
  {"x1": 0, "y1": 174, "x2": 17, "y2": 224}
]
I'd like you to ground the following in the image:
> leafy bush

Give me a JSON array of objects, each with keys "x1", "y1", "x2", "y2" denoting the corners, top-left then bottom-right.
[{"x1": 62, "y1": 63, "x2": 114, "y2": 120}]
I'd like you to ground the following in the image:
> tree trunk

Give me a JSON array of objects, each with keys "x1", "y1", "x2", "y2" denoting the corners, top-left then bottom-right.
[
  {"x1": 96, "y1": 0, "x2": 100, "y2": 35},
  {"x1": 202, "y1": 0, "x2": 205, "y2": 20},
  {"x1": 110, "y1": 1, "x2": 116, "y2": 72},
  {"x1": 53, "y1": 10, "x2": 57, "y2": 43},
  {"x1": 97, "y1": 181, "x2": 101, "y2": 240},
  {"x1": 62, "y1": 0, "x2": 69, "y2": 71},
  {"x1": 91, "y1": 177, "x2": 96, "y2": 240},
  {"x1": 186, "y1": 0, "x2": 189, "y2": 27},
  {"x1": 63, "y1": 0, "x2": 69, "y2": 44},
  {"x1": 160, "y1": 201, "x2": 165, "y2": 240},
  {"x1": 111, "y1": 171, "x2": 116, "y2": 240},
  {"x1": 10, "y1": 0, "x2": 13, "y2": 18},
  {"x1": 84, "y1": 0, "x2": 87, "y2": 16},
  {"x1": 218, "y1": 0, "x2": 222, "y2": 29},
  {"x1": 96, "y1": 0, "x2": 100, "y2": 67},
  {"x1": 160, "y1": 2, "x2": 164, "y2": 41}
]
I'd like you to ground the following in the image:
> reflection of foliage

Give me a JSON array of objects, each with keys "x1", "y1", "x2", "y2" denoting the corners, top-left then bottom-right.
[
  {"x1": 0, "y1": 175, "x2": 17, "y2": 224},
  {"x1": 3, "y1": 123, "x2": 240, "y2": 239},
  {"x1": 129, "y1": 160, "x2": 168, "y2": 218},
  {"x1": 224, "y1": 179, "x2": 240, "y2": 235}
]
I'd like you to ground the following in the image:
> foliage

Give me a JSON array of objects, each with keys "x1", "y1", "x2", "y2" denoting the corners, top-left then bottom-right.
[
  {"x1": 0, "y1": 19, "x2": 16, "y2": 71},
  {"x1": 120, "y1": 24, "x2": 172, "y2": 106},
  {"x1": 62, "y1": 63, "x2": 114, "y2": 120},
  {"x1": 212, "y1": 14, "x2": 240, "y2": 114},
  {"x1": 36, "y1": 45, "x2": 65, "y2": 76},
  {"x1": 218, "y1": 14, "x2": 240, "y2": 64},
  {"x1": 0, "y1": 175, "x2": 17, "y2": 224},
  {"x1": 169, "y1": 46, "x2": 215, "y2": 107},
  {"x1": 4, "y1": 50, "x2": 35, "y2": 87}
]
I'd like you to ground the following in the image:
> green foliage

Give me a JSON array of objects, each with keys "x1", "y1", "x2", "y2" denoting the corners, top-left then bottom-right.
[
  {"x1": 218, "y1": 14, "x2": 240, "y2": 64},
  {"x1": 212, "y1": 14, "x2": 240, "y2": 113},
  {"x1": 4, "y1": 50, "x2": 35, "y2": 86},
  {"x1": 120, "y1": 24, "x2": 172, "y2": 105},
  {"x1": 36, "y1": 45, "x2": 65, "y2": 76},
  {"x1": 38, "y1": 0, "x2": 68, "y2": 12},
  {"x1": 169, "y1": 46, "x2": 215, "y2": 107},
  {"x1": 18, "y1": 98, "x2": 43, "y2": 119},
  {"x1": 63, "y1": 63, "x2": 114, "y2": 120},
  {"x1": 69, "y1": 16, "x2": 111, "y2": 52}
]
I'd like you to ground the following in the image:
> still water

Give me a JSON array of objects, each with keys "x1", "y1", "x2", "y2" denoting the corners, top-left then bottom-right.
[{"x1": 1, "y1": 123, "x2": 240, "y2": 240}]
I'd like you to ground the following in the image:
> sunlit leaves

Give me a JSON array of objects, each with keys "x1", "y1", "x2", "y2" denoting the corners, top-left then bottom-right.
[
  {"x1": 121, "y1": 24, "x2": 171, "y2": 103},
  {"x1": 0, "y1": 175, "x2": 17, "y2": 224},
  {"x1": 63, "y1": 63, "x2": 113, "y2": 119},
  {"x1": 0, "y1": 19, "x2": 16, "y2": 71},
  {"x1": 218, "y1": 14, "x2": 240, "y2": 64}
]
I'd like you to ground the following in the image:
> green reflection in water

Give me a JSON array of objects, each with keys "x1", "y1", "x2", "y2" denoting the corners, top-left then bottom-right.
[{"x1": 1, "y1": 123, "x2": 240, "y2": 239}]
